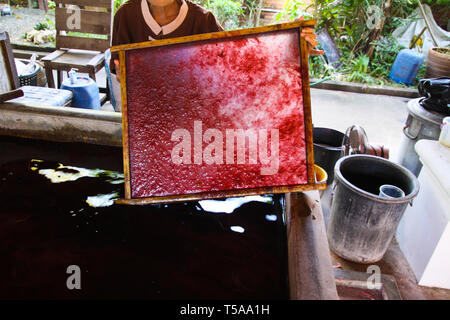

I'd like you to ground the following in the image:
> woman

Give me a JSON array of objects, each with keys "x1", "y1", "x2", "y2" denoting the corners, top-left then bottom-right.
[{"x1": 111, "y1": 0, "x2": 323, "y2": 79}]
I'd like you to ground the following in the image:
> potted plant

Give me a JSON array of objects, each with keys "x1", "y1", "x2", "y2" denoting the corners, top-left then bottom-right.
[{"x1": 425, "y1": 47, "x2": 450, "y2": 78}]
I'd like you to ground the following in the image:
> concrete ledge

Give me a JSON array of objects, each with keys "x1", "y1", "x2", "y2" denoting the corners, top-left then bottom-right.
[
  {"x1": 0, "y1": 102, "x2": 122, "y2": 147},
  {"x1": 311, "y1": 78, "x2": 420, "y2": 98}
]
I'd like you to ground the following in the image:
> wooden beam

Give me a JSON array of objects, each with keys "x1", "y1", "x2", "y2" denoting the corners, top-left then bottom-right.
[
  {"x1": 285, "y1": 191, "x2": 339, "y2": 300},
  {"x1": 111, "y1": 20, "x2": 317, "y2": 53},
  {"x1": 55, "y1": 8, "x2": 111, "y2": 35},
  {"x1": 300, "y1": 32, "x2": 316, "y2": 185},
  {"x1": 56, "y1": 35, "x2": 110, "y2": 52},
  {"x1": 116, "y1": 183, "x2": 327, "y2": 205},
  {"x1": 119, "y1": 50, "x2": 131, "y2": 199},
  {"x1": 55, "y1": 0, "x2": 113, "y2": 9},
  {"x1": 0, "y1": 89, "x2": 24, "y2": 103}
]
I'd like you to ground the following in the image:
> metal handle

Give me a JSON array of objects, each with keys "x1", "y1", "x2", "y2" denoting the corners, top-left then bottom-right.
[
  {"x1": 403, "y1": 115, "x2": 422, "y2": 140},
  {"x1": 403, "y1": 124, "x2": 421, "y2": 140}
]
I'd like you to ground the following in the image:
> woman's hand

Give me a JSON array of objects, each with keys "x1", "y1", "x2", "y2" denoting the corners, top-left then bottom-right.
[
  {"x1": 114, "y1": 59, "x2": 121, "y2": 82},
  {"x1": 297, "y1": 16, "x2": 324, "y2": 56}
]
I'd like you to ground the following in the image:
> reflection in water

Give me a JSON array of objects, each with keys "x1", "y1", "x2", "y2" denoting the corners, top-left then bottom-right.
[
  {"x1": 198, "y1": 196, "x2": 273, "y2": 214},
  {"x1": 31, "y1": 159, "x2": 124, "y2": 185},
  {"x1": 230, "y1": 226, "x2": 245, "y2": 233},
  {"x1": 86, "y1": 192, "x2": 120, "y2": 208},
  {"x1": 30, "y1": 159, "x2": 124, "y2": 208},
  {"x1": 265, "y1": 214, "x2": 278, "y2": 222},
  {"x1": 0, "y1": 159, "x2": 288, "y2": 299}
]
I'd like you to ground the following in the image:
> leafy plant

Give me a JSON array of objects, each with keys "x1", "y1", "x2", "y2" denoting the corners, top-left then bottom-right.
[
  {"x1": 34, "y1": 22, "x2": 50, "y2": 31},
  {"x1": 435, "y1": 48, "x2": 450, "y2": 55},
  {"x1": 342, "y1": 54, "x2": 374, "y2": 83},
  {"x1": 369, "y1": 37, "x2": 405, "y2": 79}
]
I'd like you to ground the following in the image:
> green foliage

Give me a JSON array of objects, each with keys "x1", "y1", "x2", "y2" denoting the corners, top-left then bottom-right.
[
  {"x1": 275, "y1": 0, "x2": 313, "y2": 21},
  {"x1": 47, "y1": 1, "x2": 56, "y2": 10},
  {"x1": 114, "y1": 0, "x2": 128, "y2": 13},
  {"x1": 278, "y1": 0, "x2": 430, "y2": 86},
  {"x1": 34, "y1": 22, "x2": 50, "y2": 31},
  {"x1": 343, "y1": 54, "x2": 374, "y2": 83},
  {"x1": 206, "y1": 0, "x2": 244, "y2": 28},
  {"x1": 309, "y1": 0, "x2": 417, "y2": 53},
  {"x1": 66, "y1": 32, "x2": 109, "y2": 39},
  {"x1": 369, "y1": 38, "x2": 405, "y2": 79},
  {"x1": 193, "y1": 0, "x2": 244, "y2": 29},
  {"x1": 435, "y1": 48, "x2": 450, "y2": 55},
  {"x1": 413, "y1": 0, "x2": 450, "y2": 5}
]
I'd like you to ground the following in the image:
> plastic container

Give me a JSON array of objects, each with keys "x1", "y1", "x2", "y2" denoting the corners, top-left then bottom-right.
[
  {"x1": 327, "y1": 155, "x2": 419, "y2": 263},
  {"x1": 61, "y1": 69, "x2": 101, "y2": 110},
  {"x1": 313, "y1": 127, "x2": 346, "y2": 184},
  {"x1": 389, "y1": 49, "x2": 425, "y2": 86},
  {"x1": 379, "y1": 184, "x2": 405, "y2": 199},
  {"x1": 314, "y1": 164, "x2": 328, "y2": 184},
  {"x1": 439, "y1": 117, "x2": 450, "y2": 148}
]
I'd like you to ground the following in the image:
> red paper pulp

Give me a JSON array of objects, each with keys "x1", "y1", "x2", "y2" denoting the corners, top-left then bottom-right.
[{"x1": 125, "y1": 29, "x2": 307, "y2": 198}]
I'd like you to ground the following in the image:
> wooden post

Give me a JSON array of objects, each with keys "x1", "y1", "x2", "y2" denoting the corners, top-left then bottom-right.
[
  {"x1": 37, "y1": 0, "x2": 49, "y2": 13},
  {"x1": 0, "y1": 89, "x2": 24, "y2": 103},
  {"x1": 254, "y1": 0, "x2": 263, "y2": 27}
]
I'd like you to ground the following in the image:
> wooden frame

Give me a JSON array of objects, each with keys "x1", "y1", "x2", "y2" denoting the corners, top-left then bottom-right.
[{"x1": 111, "y1": 21, "x2": 325, "y2": 205}]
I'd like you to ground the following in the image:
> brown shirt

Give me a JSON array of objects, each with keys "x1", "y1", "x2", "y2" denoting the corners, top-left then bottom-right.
[{"x1": 110, "y1": 0, "x2": 224, "y2": 73}]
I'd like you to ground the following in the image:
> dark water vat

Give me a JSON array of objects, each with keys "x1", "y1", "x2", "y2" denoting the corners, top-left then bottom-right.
[{"x1": 0, "y1": 136, "x2": 288, "y2": 299}]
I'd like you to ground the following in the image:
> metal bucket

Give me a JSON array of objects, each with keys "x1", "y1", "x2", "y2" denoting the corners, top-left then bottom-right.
[
  {"x1": 396, "y1": 99, "x2": 445, "y2": 176},
  {"x1": 313, "y1": 127, "x2": 346, "y2": 184},
  {"x1": 327, "y1": 155, "x2": 419, "y2": 264}
]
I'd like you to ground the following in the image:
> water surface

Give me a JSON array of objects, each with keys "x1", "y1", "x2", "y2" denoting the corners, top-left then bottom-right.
[{"x1": 0, "y1": 154, "x2": 288, "y2": 299}]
